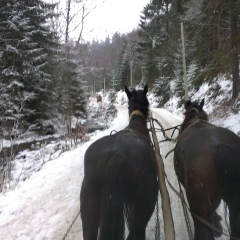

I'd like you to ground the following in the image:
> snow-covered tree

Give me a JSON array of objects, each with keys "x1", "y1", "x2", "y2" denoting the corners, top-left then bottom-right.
[
  {"x1": 0, "y1": 0, "x2": 60, "y2": 135},
  {"x1": 0, "y1": 0, "x2": 25, "y2": 136},
  {"x1": 55, "y1": 43, "x2": 87, "y2": 120},
  {"x1": 137, "y1": 0, "x2": 176, "y2": 104}
]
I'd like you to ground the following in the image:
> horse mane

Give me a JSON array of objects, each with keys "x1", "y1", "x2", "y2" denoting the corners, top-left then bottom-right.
[
  {"x1": 180, "y1": 99, "x2": 208, "y2": 133},
  {"x1": 128, "y1": 88, "x2": 149, "y2": 119}
]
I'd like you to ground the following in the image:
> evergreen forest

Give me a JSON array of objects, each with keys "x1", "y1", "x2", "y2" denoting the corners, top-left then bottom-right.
[{"x1": 0, "y1": 0, "x2": 239, "y2": 137}]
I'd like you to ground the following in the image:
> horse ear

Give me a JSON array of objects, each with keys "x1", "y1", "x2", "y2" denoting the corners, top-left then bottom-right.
[
  {"x1": 143, "y1": 85, "x2": 148, "y2": 94},
  {"x1": 200, "y1": 99, "x2": 205, "y2": 109},
  {"x1": 124, "y1": 85, "x2": 132, "y2": 99},
  {"x1": 184, "y1": 100, "x2": 192, "y2": 109}
]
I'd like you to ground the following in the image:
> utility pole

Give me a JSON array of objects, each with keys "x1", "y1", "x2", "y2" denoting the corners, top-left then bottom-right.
[
  {"x1": 130, "y1": 61, "x2": 133, "y2": 88},
  {"x1": 181, "y1": 22, "x2": 189, "y2": 101},
  {"x1": 103, "y1": 77, "x2": 105, "y2": 95},
  {"x1": 112, "y1": 69, "x2": 115, "y2": 90}
]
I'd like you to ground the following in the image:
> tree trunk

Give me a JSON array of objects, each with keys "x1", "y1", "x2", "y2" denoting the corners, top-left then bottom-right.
[
  {"x1": 65, "y1": 0, "x2": 71, "y2": 44},
  {"x1": 230, "y1": 0, "x2": 239, "y2": 99}
]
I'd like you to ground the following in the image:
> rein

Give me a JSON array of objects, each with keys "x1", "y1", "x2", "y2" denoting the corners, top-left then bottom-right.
[
  {"x1": 148, "y1": 117, "x2": 181, "y2": 143},
  {"x1": 148, "y1": 107, "x2": 201, "y2": 141},
  {"x1": 148, "y1": 116, "x2": 209, "y2": 145},
  {"x1": 62, "y1": 211, "x2": 80, "y2": 240}
]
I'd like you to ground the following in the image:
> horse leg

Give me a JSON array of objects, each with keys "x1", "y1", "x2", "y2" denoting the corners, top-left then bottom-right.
[
  {"x1": 126, "y1": 194, "x2": 157, "y2": 240},
  {"x1": 212, "y1": 211, "x2": 223, "y2": 237},
  {"x1": 192, "y1": 217, "x2": 214, "y2": 240},
  {"x1": 185, "y1": 182, "x2": 219, "y2": 240},
  {"x1": 188, "y1": 196, "x2": 216, "y2": 240},
  {"x1": 227, "y1": 199, "x2": 240, "y2": 240},
  {"x1": 126, "y1": 209, "x2": 148, "y2": 240},
  {"x1": 80, "y1": 179, "x2": 100, "y2": 240}
]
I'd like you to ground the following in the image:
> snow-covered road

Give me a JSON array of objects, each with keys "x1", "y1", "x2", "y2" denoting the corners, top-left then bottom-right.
[{"x1": 0, "y1": 105, "x2": 228, "y2": 239}]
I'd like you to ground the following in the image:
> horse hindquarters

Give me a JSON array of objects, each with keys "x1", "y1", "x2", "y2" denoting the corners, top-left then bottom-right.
[{"x1": 81, "y1": 137, "x2": 157, "y2": 240}]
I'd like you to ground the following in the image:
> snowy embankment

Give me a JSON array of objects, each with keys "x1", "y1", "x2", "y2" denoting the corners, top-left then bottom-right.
[{"x1": 0, "y1": 104, "x2": 230, "y2": 240}]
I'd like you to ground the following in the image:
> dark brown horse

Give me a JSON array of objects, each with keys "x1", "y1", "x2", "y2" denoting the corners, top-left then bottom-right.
[
  {"x1": 174, "y1": 99, "x2": 240, "y2": 240},
  {"x1": 80, "y1": 85, "x2": 158, "y2": 240}
]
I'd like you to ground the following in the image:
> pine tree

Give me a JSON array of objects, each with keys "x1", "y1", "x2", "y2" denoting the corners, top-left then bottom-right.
[
  {"x1": 70, "y1": 52, "x2": 87, "y2": 119},
  {"x1": 0, "y1": 0, "x2": 59, "y2": 135},
  {"x1": 115, "y1": 42, "x2": 130, "y2": 88},
  {"x1": 56, "y1": 43, "x2": 87, "y2": 124},
  {"x1": 106, "y1": 90, "x2": 117, "y2": 124},
  {"x1": 186, "y1": 0, "x2": 230, "y2": 85},
  {"x1": 18, "y1": 0, "x2": 59, "y2": 126},
  {"x1": 0, "y1": 0, "x2": 25, "y2": 136},
  {"x1": 137, "y1": 0, "x2": 177, "y2": 105}
]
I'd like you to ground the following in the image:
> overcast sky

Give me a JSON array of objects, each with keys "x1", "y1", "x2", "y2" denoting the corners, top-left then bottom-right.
[
  {"x1": 45, "y1": 0, "x2": 150, "y2": 42},
  {"x1": 82, "y1": 0, "x2": 150, "y2": 41}
]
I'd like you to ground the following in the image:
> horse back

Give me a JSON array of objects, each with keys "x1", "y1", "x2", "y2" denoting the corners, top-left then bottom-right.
[
  {"x1": 84, "y1": 131, "x2": 157, "y2": 187},
  {"x1": 174, "y1": 122, "x2": 240, "y2": 190}
]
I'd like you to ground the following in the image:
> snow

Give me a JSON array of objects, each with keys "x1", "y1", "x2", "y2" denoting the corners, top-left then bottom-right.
[
  {"x1": 0, "y1": 104, "x2": 129, "y2": 240},
  {"x1": 0, "y1": 87, "x2": 238, "y2": 239}
]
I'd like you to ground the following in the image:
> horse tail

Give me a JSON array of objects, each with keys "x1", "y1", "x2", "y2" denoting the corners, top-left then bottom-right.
[
  {"x1": 99, "y1": 153, "x2": 125, "y2": 240},
  {"x1": 215, "y1": 144, "x2": 240, "y2": 198}
]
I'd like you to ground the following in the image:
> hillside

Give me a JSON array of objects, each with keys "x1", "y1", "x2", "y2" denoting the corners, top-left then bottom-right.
[{"x1": 162, "y1": 77, "x2": 240, "y2": 135}]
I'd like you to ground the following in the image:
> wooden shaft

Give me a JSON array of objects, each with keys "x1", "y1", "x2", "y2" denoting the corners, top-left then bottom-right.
[{"x1": 149, "y1": 112, "x2": 175, "y2": 240}]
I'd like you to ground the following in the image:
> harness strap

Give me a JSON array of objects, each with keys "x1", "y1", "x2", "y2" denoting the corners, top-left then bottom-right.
[
  {"x1": 129, "y1": 110, "x2": 145, "y2": 120},
  {"x1": 191, "y1": 107, "x2": 199, "y2": 113},
  {"x1": 178, "y1": 180, "x2": 194, "y2": 240}
]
